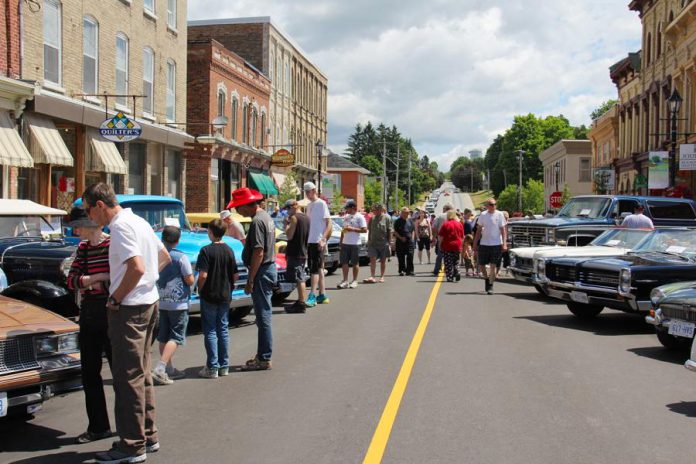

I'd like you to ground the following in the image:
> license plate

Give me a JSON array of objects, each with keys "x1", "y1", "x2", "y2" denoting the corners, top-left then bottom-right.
[
  {"x1": 570, "y1": 291, "x2": 589, "y2": 304},
  {"x1": 0, "y1": 392, "x2": 7, "y2": 417},
  {"x1": 279, "y1": 282, "x2": 296, "y2": 293},
  {"x1": 669, "y1": 320, "x2": 696, "y2": 338}
]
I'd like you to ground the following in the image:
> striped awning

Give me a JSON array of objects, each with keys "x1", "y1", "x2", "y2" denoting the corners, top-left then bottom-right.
[
  {"x1": 25, "y1": 113, "x2": 73, "y2": 166},
  {"x1": 0, "y1": 111, "x2": 33, "y2": 167},
  {"x1": 87, "y1": 130, "x2": 127, "y2": 174}
]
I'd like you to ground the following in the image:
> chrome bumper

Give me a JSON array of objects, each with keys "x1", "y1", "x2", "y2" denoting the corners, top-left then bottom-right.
[
  {"x1": 546, "y1": 283, "x2": 650, "y2": 312},
  {"x1": 509, "y1": 266, "x2": 533, "y2": 283}
]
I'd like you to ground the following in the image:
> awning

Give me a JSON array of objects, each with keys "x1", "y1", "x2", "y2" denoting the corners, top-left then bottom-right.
[
  {"x1": 0, "y1": 111, "x2": 33, "y2": 167},
  {"x1": 249, "y1": 171, "x2": 279, "y2": 196},
  {"x1": 87, "y1": 130, "x2": 127, "y2": 174},
  {"x1": 0, "y1": 199, "x2": 66, "y2": 215},
  {"x1": 271, "y1": 170, "x2": 300, "y2": 195},
  {"x1": 25, "y1": 113, "x2": 73, "y2": 166}
]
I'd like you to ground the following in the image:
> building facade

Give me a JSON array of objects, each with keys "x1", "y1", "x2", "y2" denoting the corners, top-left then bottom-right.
[
  {"x1": 326, "y1": 152, "x2": 370, "y2": 210},
  {"x1": 188, "y1": 17, "x2": 328, "y2": 189},
  {"x1": 540, "y1": 140, "x2": 593, "y2": 211},
  {"x1": 588, "y1": 104, "x2": 619, "y2": 193},
  {"x1": 18, "y1": 0, "x2": 190, "y2": 209},
  {"x1": 185, "y1": 38, "x2": 274, "y2": 213}
]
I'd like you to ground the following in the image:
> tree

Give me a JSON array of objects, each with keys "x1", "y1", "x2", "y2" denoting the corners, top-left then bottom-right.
[
  {"x1": 496, "y1": 184, "x2": 519, "y2": 214},
  {"x1": 364, "y1": 180, "x2": 382, "y2": 208},
  {"x1": 278, "y1": 170, "x2": 299, "y2": 204},
  {"x1": 360, "y1": 155, "x2": 381, "y2": 176},
  {"x1": 522, "y1": 179, "x2": 545, "y2": 214},
  {"x1": 590, "y1": 99, "x2": 618, "y2": 120},
  {"x1": 329, "y1": 192, "x2": 345, "y2": 214}
]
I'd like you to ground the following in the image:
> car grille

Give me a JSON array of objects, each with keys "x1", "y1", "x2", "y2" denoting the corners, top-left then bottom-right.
[
  {"x1": 661, "y1": 304, "x2": 696, "y2": 323},
  {"x1": 547, "y1": 265, "x2": 619, "y2": 288},
  {"x1": 515, "y1": 257, "x2": 533, "y2": 271},
  {"x1": 0, "y1": 336, "x2": 40, "y2": 375},
  {"x1": 510, "y1": 225, "x2": 547, "y2": 247},
  {"x1": 327, "y1": 243, "x2": 340, "y2": 253}
]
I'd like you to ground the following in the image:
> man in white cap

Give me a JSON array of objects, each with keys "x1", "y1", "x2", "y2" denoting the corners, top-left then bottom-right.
[
  {"x1": 220, "y1": 210, "x2": 245, "y2": 242},
  {"x1": 304, "y1": 181, "x2": 332, "y2": 306}
]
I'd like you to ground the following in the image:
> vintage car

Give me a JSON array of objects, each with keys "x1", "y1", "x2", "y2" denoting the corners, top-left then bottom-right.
[
  {"x1": 645, "y1": 280, "x2": 696, "y2": 350},
  {"x1": 330, "y1": 216, "x2": 369, "y2": 264},
  {"x1": 272, "y1": 218, "x2": 340, "y2": 275},
  {"x1": 509, "y1": 228, "x2": 654, "y2": 293},
  {"x1": 540, "y1": 228, "x2": 696, "y2": 319},
  {"x1": 187, "y1": 211, "x2": 288, "y2": 255},
  {"x1": 0, "y1": 294, "x2": 81, "y2": 419}
]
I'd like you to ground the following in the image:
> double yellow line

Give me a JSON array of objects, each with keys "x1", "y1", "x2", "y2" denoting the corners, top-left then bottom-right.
[{"x1": 363, "y1": 273, "x2": 444, "y2": 463}]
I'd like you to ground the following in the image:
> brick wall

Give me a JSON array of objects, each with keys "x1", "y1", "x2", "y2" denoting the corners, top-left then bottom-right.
[
  {"x1": 184, "y1": 149, "x2": 211, "y2": 212},
  {"x1": 0, "y1": 0, "x2": 20, "y2": 78},
  {"x1": 188, "y1": 23, "x2": 265, "y2": 72}
]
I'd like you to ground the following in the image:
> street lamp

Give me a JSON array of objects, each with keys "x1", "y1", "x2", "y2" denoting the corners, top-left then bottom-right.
[
  {"x1": 554, "y1": 161, "x2": 560, "y2": 192},
  {"x1": 667, "y1": 88, "x2": 683, "y2": 189},
  {"x1": 316, "y1": 140, "x2": 324, "y2": 195}
]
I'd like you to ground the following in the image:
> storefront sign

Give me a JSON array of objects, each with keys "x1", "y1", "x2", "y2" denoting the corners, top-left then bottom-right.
[
  {"x1": 593, "y1": 168, "x2": 615, "y2": 191},
  {"x1": 99, "y1": 112, "x2": 142, "y2": 142},
  {"x1": 680, "y1": 144, "x2": 696, "y2": 170},
  {"x1": 648, "y1": 151, "x2": 669, "y2": 189},
  {"x1": 271, "y1": 149, "x2": 295, "y2": 167}
]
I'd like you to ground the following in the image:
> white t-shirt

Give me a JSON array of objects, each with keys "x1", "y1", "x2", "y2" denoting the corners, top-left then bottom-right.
[
  {"x1": 477, "y1": 210, "x2": 507, "y2": 246},
  {"x1": 342, "y1": 212, "x2": 366, "y2": 246},
  {"x1": 307, "y1": 198, "x2": 331, "y2": 244},
  {"x1": 109, "y1": 208, "x2": 165, "y2": 306},
  {"x1": 622, "y1": 213, "x2": 654, "y2": 229}
]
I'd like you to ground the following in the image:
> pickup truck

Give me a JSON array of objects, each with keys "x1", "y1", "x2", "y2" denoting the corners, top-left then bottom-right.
[{"x1": 508, "y1": 195, "x2": 696, "y2": 248}]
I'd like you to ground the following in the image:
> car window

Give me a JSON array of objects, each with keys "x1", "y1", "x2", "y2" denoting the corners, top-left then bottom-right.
[
  {"x1": 0, "y1": 216, "x2": 46, "y2": 238},
  {"x1": 613, "y1": 200, "x2": 640, "y2": 217},
  {"x1": 557, "y1": 197, "x2": 611, "y2": 218},
  {"x1": 591, "y1": 228, "x2": 650, "y2": 247},
  {"x1": 646, "y1": 200, "x2": 696, "y2": 220},
  {"x1": 126, "y1": 203, "x2": 192, "y2": 231}
]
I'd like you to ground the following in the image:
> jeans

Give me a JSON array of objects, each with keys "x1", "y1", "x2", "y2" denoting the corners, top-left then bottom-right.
[
  {"x1": 200, "y1": 300, "x2": 230, "y2": 369},
  {"x1": 251, "y1": 263, "x2": 277, "y2": 361}
]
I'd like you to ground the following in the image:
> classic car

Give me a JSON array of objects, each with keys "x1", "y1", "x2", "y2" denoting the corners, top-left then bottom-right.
[
  {"x1": 540, "y1": 228, "x2": 696, "y2": 319},
  {"x1": 509, "y1": 228, "x2": 654, "y2": 293},
  {"x1": 0, "y1": 295, "x2": 81, "y2": 419},
  {"x1": 187, "y1": 211, "x2": 288, "y2": 255},
  {"x1": 645, "y1": 280, "x2": 696, "y2": 350},
  {"x1": 508, "y1": 195, "x2": 696, "y2": 248},
  {"x1": 330, "y1": 216, "x2": 369, "y2": 264}
]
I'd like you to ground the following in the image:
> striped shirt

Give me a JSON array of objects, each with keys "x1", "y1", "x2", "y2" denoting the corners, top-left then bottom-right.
[{"x1": 67, "y1": 235, "x2": 111, "y2": 298}]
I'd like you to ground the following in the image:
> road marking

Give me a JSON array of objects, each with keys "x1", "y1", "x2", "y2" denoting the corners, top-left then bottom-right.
[{"x1": 363, "y1": 272, "x2": 444, "y2": 464}]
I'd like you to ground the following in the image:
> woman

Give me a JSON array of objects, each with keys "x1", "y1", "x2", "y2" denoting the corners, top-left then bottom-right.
[
  {"x1": 66, "y1": 206, "x2": 113, "y2": 444},
  {"x1": 417, "y1": 213, "x2": 432, "y2": 265},
  {"x1": 438, "y1": 210, "x2": 464, "y2": 282}
]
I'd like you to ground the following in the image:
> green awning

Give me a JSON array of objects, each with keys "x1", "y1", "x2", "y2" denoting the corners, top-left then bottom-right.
[{"x1": 249, "y1": 172, "x2": 279, "y2": 196}]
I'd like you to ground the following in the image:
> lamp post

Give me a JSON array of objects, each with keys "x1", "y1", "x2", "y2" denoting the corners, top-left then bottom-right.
[
  {"x1": 316, "y1": 140, "x2": 324, "y2": 195},
  {"x1": 667, "y1": 88, "x2": 683, "y2": 189},
  {"x1": 554, "y1": 160, "x2": 560, "y2": 192}
]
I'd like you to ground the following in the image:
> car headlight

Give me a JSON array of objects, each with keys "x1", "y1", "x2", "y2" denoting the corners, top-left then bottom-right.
[
  {"x1": 509, "y1": 252, "x2": 517, "y2": 268},
  {"x1": 34, "y1": 332, "x2": 80, "y2": 358},
  {"x1": 61, "y1": 255, "x2": 75, "y2": 278},
  {"x1": 650, "y1": 287, "x2": 666, "y2": 305},
  {"x1": 619, "y1": 268, "x2": 632, "y2": 294},
  {"x1": 534, "y1": 258, "x2": 546, "y2": 277},
  {"x1": 545, "y1": 229, "x2": 556, "y2": 244}
]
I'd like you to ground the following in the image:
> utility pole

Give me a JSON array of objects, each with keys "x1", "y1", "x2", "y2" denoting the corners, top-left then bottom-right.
[
  {"x1": 517, "y1": 150, "x2": 525, "y2": 212},
  {"x1": 408, "y1": 150, "x2": 412, "y2": 205},
  {"x1": 382, "y1": 138, "x2": 387, "y2": 207},
  {"x1": 395, "y1": 145, "x2": 400, "y2": 208}
]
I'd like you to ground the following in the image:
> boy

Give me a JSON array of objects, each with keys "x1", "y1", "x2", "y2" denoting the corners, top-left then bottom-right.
[{"x1": 152, "y1": 226, "x2": 194, "y2": 385}]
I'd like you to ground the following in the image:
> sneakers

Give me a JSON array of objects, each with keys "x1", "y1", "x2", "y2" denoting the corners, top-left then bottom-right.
[
  {"x1": 218, "y1": 367, "x2": 229, "y2": 377},
  {"x1": 286, "y1": 301, "x2": 307, "y2": 313},
  {"x1": 306, "y1": 293, "x2": 317, "y2": 307},
  {"x1": 337, "y1": 280, "x2": 349, "y2": 289},
  {"x1": 110, "y1": 440, "x2": 159, "y2": 454},
  {"x1": 685, "y1": 359, "x2": 696, "y2": 372},
  {"x1": 151, "y1": 369, "x2": 174, "y2": 386},
  {"x1": 348, "y1": 280, "x2": 358, "y2": 289},
  {"x1": 167, "y1": 367, "x2": 185, "y2": 380},
  {"x1": 316, "y1": 294, "x2": 330, "y2": 304},
  {"x1": 75, "y1": 429, "x2": 113, "y2": 444},
  {"x1": 95, "y1": 449, "x2": 146, "y2": 464},
  {"x1": 242, "y1": 356, "x2": 272, "y2": 371},
  {"x1": 198, "y1": 367, "x2": 218, "y2": 379}
]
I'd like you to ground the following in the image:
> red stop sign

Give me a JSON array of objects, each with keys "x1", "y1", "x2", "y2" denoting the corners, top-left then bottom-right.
[{"x1": 550, "y1": 191, "x2": 563, "y2": 209}]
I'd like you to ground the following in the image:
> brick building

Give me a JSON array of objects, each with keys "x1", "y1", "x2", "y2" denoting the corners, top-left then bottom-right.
[
  {"x1": 188, "y1": 17, "x2": 328, "y2": 189},
  {"x1": 17, "y1": 0, "x2": 190, "y2": 209},
  {"x1": 326, "y1": 152, "x2": 371, "y2": 210},
  {"x1": 185, "y1": 38, "x2": 274, "y2": 213}
]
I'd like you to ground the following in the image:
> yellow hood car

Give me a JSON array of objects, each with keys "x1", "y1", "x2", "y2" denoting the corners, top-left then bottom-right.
[{"x1": 187, "y1": 212, "x2": 287, "y2": 254}]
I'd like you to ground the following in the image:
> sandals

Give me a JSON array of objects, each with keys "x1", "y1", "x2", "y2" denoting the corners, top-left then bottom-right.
[
  {"x1": 363, "y1": 277, "x2": 376, "y2": 284},
  {"x1": 378, "y1": 277, "x2": 385, "y2": 283},
  {"x1": 242, "y1": 356, "x2": 272, "y2": 371}
]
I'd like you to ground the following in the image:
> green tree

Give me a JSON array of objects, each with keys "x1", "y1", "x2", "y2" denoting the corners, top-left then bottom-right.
[
  {"x1": 522, "y1": 179, "x2": 545, "y2": 214},
  {"x1": 364, "y1": 180, "x2": 382, "y2": 208},
  {"x1": 360, "y1": 155, "x2": 381, "y2": 176},
  {"x1": 590, "y1": 99, "x2": 618, "y2": 120},
  {"x1": 496, "y1": 184, "x2": 519, "y2": 214},
  {"x1": 278, "y1": 170, "x2": 299, "y2": 204},
  {"x1": 560, "y1": 184, "x2": 572, "y2": 207},
  {"x1": 329, "y1": 192, "x2": 345, "y2": 214}
]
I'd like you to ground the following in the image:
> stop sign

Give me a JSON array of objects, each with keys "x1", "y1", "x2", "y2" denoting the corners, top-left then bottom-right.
[{"x1": 549, "y1": 191, "x2": 563, "y2": 209}]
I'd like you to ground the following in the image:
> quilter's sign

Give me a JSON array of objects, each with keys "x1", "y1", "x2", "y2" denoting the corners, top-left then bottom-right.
[
  {"x1": 99, "y1": 112, "x2": 142, "y2": 142},
  {"x1": 680, "y1": 144, "x2": 696, "y2": 170}
]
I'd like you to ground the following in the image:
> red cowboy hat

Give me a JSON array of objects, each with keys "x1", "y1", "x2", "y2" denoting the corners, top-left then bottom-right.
[{"x1": 227, "y1": 187, "x2": 264, "y2": 209}]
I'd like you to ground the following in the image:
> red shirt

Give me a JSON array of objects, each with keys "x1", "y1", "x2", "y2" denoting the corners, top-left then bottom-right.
[{"x1": 438, "y1": 219, "x2": 464, "y2": 252}]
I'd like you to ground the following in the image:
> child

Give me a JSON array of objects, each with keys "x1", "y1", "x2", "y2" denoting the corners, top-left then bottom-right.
[
  {"x1": 153, "y1": 226, "x2": 194, "y2": 385},
  {"x1": 462, "y1": 234, "x2": 475, "y2": 277},
  {"x1": 196, "y1": 219, "x2": 239, "y2": 379}
]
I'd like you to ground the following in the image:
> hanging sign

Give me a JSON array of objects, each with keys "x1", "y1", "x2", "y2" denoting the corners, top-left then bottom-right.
[
  {"x1": 271, "y1": 149, "x2": 295, "y2": 167},
  {"x1": 99, "y1": 112, "x2": 142, "y2": 142},
  {"x1": 680, "y1": 144, "x2": 696, "y2": 170},
  {"x1": 593, "y1": 168, "x2": 615, "y2": 190},
  {"x1": 648, "y1": 151, "x2": 669, "y2": 189}
]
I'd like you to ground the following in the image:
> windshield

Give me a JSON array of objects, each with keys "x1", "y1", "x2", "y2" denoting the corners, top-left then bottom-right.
[
  {"x1": 557, "y1": 197, "x2": 611, "y2": 219},
  {"x1": 332, "y1": 217, "x2": 344, "y2": 228},
  {"x1": 590, "y1": 228, "x2": 651, "y2": 248},
  {"x1": 632, "y1": 229, "x2": 696, "y2": 257},
  {"x1": 0, "y1": 215, "x2": 61, "y2": 238},
  {"x1": 128, "y1": 203, "x2": 191, "y2": 231}
]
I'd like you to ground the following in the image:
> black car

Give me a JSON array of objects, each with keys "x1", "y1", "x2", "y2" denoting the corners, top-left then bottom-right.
[{"x1": 541, "y1": 228, "x2": 696, "y2": 319}]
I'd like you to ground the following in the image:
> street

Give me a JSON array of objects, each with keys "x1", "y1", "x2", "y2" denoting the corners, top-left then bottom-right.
[{"x1": 2, "y1": 229, "x2": 696, "y2": 463}]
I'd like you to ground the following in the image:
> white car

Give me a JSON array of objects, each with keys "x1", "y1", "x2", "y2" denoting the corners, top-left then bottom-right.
[
  {"x1": 509, "y1": 228, "x2": 654, "y2": 294},
  {"x1": 331, "y1": 216, "x2": 369, "y2": 262}
]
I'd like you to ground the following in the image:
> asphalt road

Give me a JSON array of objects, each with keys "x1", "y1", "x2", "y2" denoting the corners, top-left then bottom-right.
[
  {"x1": 433, "y1": 182, "x2": 475, "y2": 215},
  {"x1": 3, "y1": 263, "x2": 696, "y2": 463}
]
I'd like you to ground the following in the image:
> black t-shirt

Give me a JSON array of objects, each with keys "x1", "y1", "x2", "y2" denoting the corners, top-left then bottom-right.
[
  {"x1": 285, "y1": 212, "x2": 309, "y2": 259},
  {"x1": 242, "y1": 209, "x2": 276, "y2": 266},
  {"x1": 196, "y1": 242, "x2": 238, "y2": 304},
  {"x1": 394, "y1": 217, "x2": 415, "y2": 249}
]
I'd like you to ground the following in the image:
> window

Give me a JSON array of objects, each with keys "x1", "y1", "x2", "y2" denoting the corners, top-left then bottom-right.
[
  {"x1": 115, "y1": 34, "x2": 129, "y2": 107},
  {"x1": 647, "y1": 200, "x2": 696, "y2": 219},
  {"x1": 44, "y1": 0, "x2": 61, "y2": 85},
  {"x1": 166, "y1": 60, "x2": 176, "y2": 121},
  {"x1": 144, "y1": 0, "x2": 155, "y2": 15},
  {"x1": 251, "y1": 109, "x2": 258, "y2": 147},
  {"x1": 211, "y1": 158, "x2": 220, "y2": 211},
  {"x1": 142, "y1": 47, "x2": 154, "y2": 115},
  {"x1": 166, "y1": 150, "x2": 181, "y2": 198},
  {"x1": 128, "y1": 144, "x2": 146, "y2": 194},
  {"x1": 167, "y1": 0, "x2": 177, "y2": 28},
  {"x1": 231, "y1": 97, "x2": 238, "y2": 140},
  {"x1": 261, "y1": 112, "x2": 266, "y2": 148},
  {"x1": 83, "y1": 17, "x2": 98, "y2": 94},
  {"x1": 242, "y1": 103, "x2": 248, "y2": 144},
  {"x1": 579, "y1": 157, "x2": 592, "y2": 182},
  {"x1": 217, "y1": 89, "x2": 225, "y2": 117},
  {"x1": 286, "y1": 62, "x2": 291, "y2": 98}
]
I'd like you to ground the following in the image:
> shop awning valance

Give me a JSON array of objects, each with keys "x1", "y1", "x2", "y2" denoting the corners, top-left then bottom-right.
[
  {"x1": 249, "y1": 171, "x2": 279, "y2": 196},
  {"x1": 88, "y1": 131, "x2": 127, "y2": 174},
  {"x1": 0, "y1": 111, "x2": 33, "y2": 167},
  {"x1": 25, "y1": 113, "x2": 73, "y2": 166}
]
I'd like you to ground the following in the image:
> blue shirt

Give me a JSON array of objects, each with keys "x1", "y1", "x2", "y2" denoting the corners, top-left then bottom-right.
[{"x1": 157, "y1": 247, "x2": 193, "y2": 310}]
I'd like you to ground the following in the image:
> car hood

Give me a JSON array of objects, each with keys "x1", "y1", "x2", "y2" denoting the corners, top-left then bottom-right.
[
  {"x1": 510, "y1": 217, "x2": 608, "y2": 228},
  {"x1": 510, "y1": 246, "x2": 560, "y2": 258},
  {"x1": 0, "y1": 295, "x2": 77, "y2": 336},
  {"x1": 534, "y1": 246, "x2": 631, "y2": 260},
  {"x1": 0, "y1": 239, "x2": 76, "y2": 259},
  {"x1": 553, "y1": 252, "x2": 692, "y2": 270},
  {"x1": 655, "y1": 281, "x2": 696, "y2": 305},
  {"x1": 164, "y1": 231, "x2": 244, "y2": 266}
]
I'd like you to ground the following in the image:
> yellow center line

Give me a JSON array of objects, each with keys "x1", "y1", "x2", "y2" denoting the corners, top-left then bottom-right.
[{"x1": 363, "y1": 272, "x2": 444, "y2": 464}]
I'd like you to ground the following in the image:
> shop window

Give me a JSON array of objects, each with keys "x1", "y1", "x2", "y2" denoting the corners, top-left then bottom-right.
[
  {"x1": 44, "y1": 0, "x2": 61, "y2": 86},
  {"x1": 166, "y1": 150, "x2": 181, "y2": 198},
  {"x1": 17, "y1": 168, "x2": 39, "y2": 202},
  {"x1": 143, "y1": 47, "x2": 154, "y2": 116},
  {"x1": 83, "y1": 17, "x2": 98, "y2": 94},
  {"x1": 128, "y1": 144, "x2": 146, "y2": 194},
  {"x1": 150, "y1": 150, "x2": 162, "y2": 196},
  {"x1": 116, "y1": 33, "x2": 129, "y2": 107},
  {"x1": 166, "y1": 60, "x2": 176, "y2": 121}
]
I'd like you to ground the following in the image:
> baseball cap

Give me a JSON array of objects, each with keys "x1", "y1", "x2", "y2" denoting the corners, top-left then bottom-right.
[
  {"x1": 303, "y1": 181, "x2": 317, "y2": 191},
  {"x1": 220, "y1": 210, "x2": 231, "y2": 220},
  {"x1": 345, "y1": 200, "x2": 357, "y2": 209},
  {"x1": 283, "y1": 199, "x2": 298, "y2": 209}
]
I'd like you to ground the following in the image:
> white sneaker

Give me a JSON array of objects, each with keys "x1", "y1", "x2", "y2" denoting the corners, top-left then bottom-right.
[
  {"x1": 685, "y1": 359, "x2": 696, "y2": 373},
  {"x1": 151, "y1": 369, "x2": 174, "y2": 385},
  {"x1": 198, "y1": 367, "x2": 218, "y2": 379},
  {"x1": 337, "y1": 280, "x2": 349, "y2": 289},
  {"x1": 348, "y1": 281, "x2": 358, "y2": 289}
]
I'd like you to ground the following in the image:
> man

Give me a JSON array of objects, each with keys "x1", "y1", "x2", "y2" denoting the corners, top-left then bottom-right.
[
  {"x1": 431, "y1": 203, "x2": 453, "y2": 276},
  {"x1": 393, "y1": 207, "x2": 416, "y2": 276},
  {"x1": 621, "y1": 204, "x2": 654, "y2": 229},
  {"x1": 83, "y1": 183, "x2": 171, "y2": 464},
  {"x1": 283, "y1": 199, "x2": 310, "y2": 313},
  {"x1": 230, "y1": 188, "x2": 277, "y2": 371},
  {"x1": 364, "y1": 203, "x2": 392, "y2": 283},
  {"x1": 473, "y1": 198, "x2": 507, "y2": 295},
  {"x1": 337, "y1": 199, "x2": 367, "y2": 288},
  {"x1": 220, "y1": 210, "x2": 245, "y2": 242},
  {"x1": 304, "y1": 182, "x2": 332, "y2": 306}
]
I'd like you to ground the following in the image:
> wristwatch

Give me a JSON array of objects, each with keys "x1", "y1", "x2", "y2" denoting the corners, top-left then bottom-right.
[{"x1": 108, "y1": 296, "x2": 121, "y2": 307}]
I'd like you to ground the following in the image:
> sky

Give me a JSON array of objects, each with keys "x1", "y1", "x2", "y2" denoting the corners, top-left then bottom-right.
[{"x1": 188, "y1": 1, "x2": 642, "y2": 172}]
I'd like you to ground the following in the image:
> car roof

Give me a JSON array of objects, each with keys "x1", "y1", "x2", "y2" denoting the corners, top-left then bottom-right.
[
  {"x1": 0, "y1": 199, "x2": 67, "y2": 216},
  {"x1": 74, "y1": 194, "x2": 184, "y2": 207},
  {"x1": 572, "y1": 195, "x2": 695, "y2": 203}
]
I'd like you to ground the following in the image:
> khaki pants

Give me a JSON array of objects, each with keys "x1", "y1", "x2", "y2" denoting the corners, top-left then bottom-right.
[{"x1": 108, "y1": 302, "x2": 159, "y2": 454}]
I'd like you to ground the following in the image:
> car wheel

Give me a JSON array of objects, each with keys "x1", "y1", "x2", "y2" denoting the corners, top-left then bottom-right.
[
  {"x1": 566, "y1": 302, "x2": 604, "y2": 319},
  {"x1": 533, "y1": 284, "x2": 545, "y2": 295},
  {"x1": 229, "y1": 305, "x2": 253, "y2": 323},
  {"x1": 655, "y1": 327, "x2": 690, "y2": 351},
  {"x1": 272, "y1": 292, "x2": 292, "y2": 304}
]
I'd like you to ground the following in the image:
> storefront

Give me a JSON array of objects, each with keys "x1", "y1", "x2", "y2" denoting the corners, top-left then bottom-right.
[{"x1": 0, "y1": 76, "x2": 36, "y2": 199}]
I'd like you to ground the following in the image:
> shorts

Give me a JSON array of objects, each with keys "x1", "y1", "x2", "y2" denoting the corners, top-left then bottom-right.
[
  {"x1": 368, "y1": 244, "x2": 390, "y2": 260},
  {"x1": 418, "y1": 237, "x2": 431, "y2": 251},
  {"x1": 307, "y1": 243, "x2": 325, "y2": 275},
  {"x1": 340, "y1": 244, "x2": 360, "y2": 266},
  {"x1": 156, "y1": 309, "x2": 189, "y2": 345},
  {"x1": 477, "y1": 245, "x2": 502, "y2": 267},
  {"x1": 286, "y1": 255, "x2": 307, "y2": 283}
]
